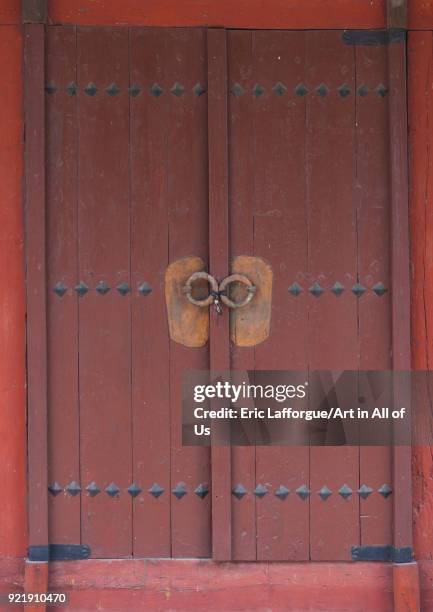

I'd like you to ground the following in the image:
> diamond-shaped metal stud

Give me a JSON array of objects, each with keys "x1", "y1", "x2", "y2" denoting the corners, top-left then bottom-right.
[
  {"x1": 46, "y1": 81, "x2": 57, "y2": 94},
  {"x1": 96, "y1": 281, "x2": 110, "y2": 295},
  {"x1": 318, "y1": 485, "x2": 332, "y2": 501},
  {"x1": 338, "y1": 84, "x2": 351, "y2": 98},
  {"x1": 75, "y1": 282, "x2": 88, "y2": 297},
  {"x1": 194, "y1": 483, "x2": 209, "y2": 499},
  {"x1": 53, "y1": 282, "x2": 68, "y2": 297},
  {"x1": 373, "y1": 282, "x2": 387, "y2": 297},
  {"x1": 296, "y1": 484, "x2": 310, "y2": 500},
  {"x1": 358, "y1": 84, "x2": 368, "y2": 97},
  {"x1": 128, "y1": 483, "x2": 142, "y2": 498},
  {"x1": 378, "y1": 484, "x2": 392, "y2": 499},
  {"x1": 358, "y1": 484, "x2": 373, "y2": 499},
  {"x1": 86, "y1": 482, "x2": 100, "y2": 497},
  {"x1": 172, "y1": 482, "x2": 187, "y2": 499},
  {"x1": 129, "y1": 84, "x2": 141, "y2": 97},
  {"x1": 254, "y1": 484, "x2": 268, "y2": 498},
  {"x1": 48, "y1": 482, "x2": 63, "y2": 496},
  {"x1": 295, "y1": 83, "x2": 309, "y2": 97},
  {"x1": 66, "y1": 82, "x2": 78, "y2": 96},
  {"x1": 150, "y1": 83, "x2": 163, "y2": 97},
  {"x1": 171, "y1": 82, "x2": 185, "y2": 97},
  {"x1": 105, "y1": 482, "x2": 120, "y2": 498},
  {"x1": 316, "y1": 83, "x2": 329, "y2": 97},
  {"x1": 275, "y1": 485, "x2": 290, "y2": 500},
  {"x1": 193, "y1": 82, "x2": 206, "y2": 97},
  {"x1": 339, "y1": 484, "x2": 352, "y2": 500},
  {"x1": 331, "y1": 282, "x2": 344, "y2": 297},
  {"x1": 252, "y1": 83, "x2": 265, "y2": 97},
  {"x1": 106, "y1": 83, "x2": 120, "y2": 96},
  {"x1": 84, "y1": 82, "x2": 98, "y2": 96},
  {"x1": 117, "y1": 282, "x2": 130, "y2": 296},
  {"x1": 231, "y1": 83, "x2": 244, "y2": 97},
  {"x1": 273, "y1": 82, "x2": 287, "y2": 96},
  {"x1": 138, "y1": 282, "x2": 152, "y2": 296},
  {"x1": 352, "y1": 282, "x2": 366, "y2": 297},
  {"x1": 66, "y1": 481, "x2": 81, "y2": 497},
  {"x1": 309, "y1": 282, "x2": 324, "y2": 298},
  {"x1": 376, "y1": 84, "x2": 388, "y2": 98},
  {"x1": 288, "y1": 282, "x2": 303, "y2": 296},
  {"x1": 148, "y1": 483, "x2": 164, "y2": 498},
  {"x1": 232, "y1": 484, "x2": 247, "y2": 500}
]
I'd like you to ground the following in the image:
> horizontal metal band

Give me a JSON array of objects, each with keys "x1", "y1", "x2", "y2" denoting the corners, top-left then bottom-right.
[
  {"x1": 351, "y1": 545, "x2": 413, "y2": 563},
  {"x1": 342, "y1": 29, "x2": 406, "y2": 46},
  {"x1": 28, "y1": 544, "x2": 91, "y2": 561}
]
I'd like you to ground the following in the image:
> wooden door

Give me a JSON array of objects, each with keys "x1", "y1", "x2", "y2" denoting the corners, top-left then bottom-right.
[{"x1": 39, "y1": 27, "x2": 408, "y2": 561}]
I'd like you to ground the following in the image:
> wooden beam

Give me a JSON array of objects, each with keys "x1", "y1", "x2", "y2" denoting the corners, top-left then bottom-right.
[
  {"x1": 22, "y1": 0, "x2": 47, "y2": 24},
  {"x1": 387, "y1": 0, "x2": 407, "y2": 29}
]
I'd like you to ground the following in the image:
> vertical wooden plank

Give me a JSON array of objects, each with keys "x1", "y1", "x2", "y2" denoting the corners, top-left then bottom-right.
[
  {"x1": 306, "y1": 31, "x2": 359, "y2": 561},
  {"x1": 77, "y1": 27, "x2": 132, "y2": 557},
  {"x1": 24, "y1": 21, "x2": 48, "y2": 555},
  {"x1": 167, "y1": 28, "x2": 211, "y2": 558},
  {"x1": 207, "y1": 28, "x2": 231, "y2": 561},
  {"x1": 130, "y1": 28, "x2": 171, "y2": 557},
  {"x1": 46, "y1": 25, "x2": 80, "y2": 545}
]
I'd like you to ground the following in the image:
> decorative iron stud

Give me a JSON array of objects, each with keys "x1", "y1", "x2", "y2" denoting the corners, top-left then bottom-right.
[
  {"x1": 273, "y1": 82, "x2": 287, "y2": 96},
  {"x1": 318, "y1": 485, "x2": 332, "y2": 500},
  {"x1": 254, "y1": 484, "x2": 268, "y2": 498},
  {"x1": 75, "y1": 282, "x2": 88, "y2": 297},
  {"x1": 106, "y1": 83, "x2": 120, "y2": 96},
  {"x1": 376, "y1": 84, "x2": 388, "y2": 98},
  {"x1": 129, "y1": 84, "x2": 141, "y2": 97},
  {"x1": 358, "y1": 484, "x2": 373, "y2": 499},
  {"x1": 296, "y1": 484, "x2": 310, "y2": 500},
  {"x1": 252, "y1": 83, "x2": 265, "y2": 97},
  {"x1": 372, "y1": 282, "x2": 387, "y2": 297},
  {"x1": 231, "y1": 83, "x2": 245, "y2": 97},
  {"x1": 193, "y1": 82, "x2": 206, "y2": 97},
  {"x1": 171, "y1": 82, "x2": 185, "y2": 97},
  {"x1": 331, "y1": 282, "x2": 344, "y2": 297},
  {"x1": 172, "y1": 482, "x2": 187, "y2": 499},
  {"x1": 105, "y1": 482, "x2": 120, "y2": 498},
  {"x1": 338, "y1": 84, "x2": 351, "y2": 98},
  {"x1": 316, "y1": 83, "x2": 329, "y2": 97},
  {"x1": 275, "y1": 485, "x2": 290, "y2": 500},
  {"x1": 48, "y1": 482, "x2": 63, "y2": 497},
  {"x1": 45, "y1": 81, "x2": 57, "y2": 94},
  {"x1": 357, "y1": 84, "x2": 368, "y2": 97},
  {"x1": 232, "y1": 484, "x2": 247, "y2": 500},
  {"x1": 339, "y1": 484, "x2": 352, "y2": 500},
  {"x1": 138, "y1": 282, "x2": 152, "y2": 296},
  {"x1": 53, "y1": 282, "x2": 68, "y2": 297},
  {"x1": 194, "y1": 483, "x2": 209, "y2": 499},
  {"x1": 150, "y1": 83, "x2": 163, "y2": 97},
  {"x1": 84, "y1": 82, "x2": 98, "y2": 96},
  {"x1": 117, "y1": 282, "x2": 130, "y2": 296},
  {"x1": 148, "y1": 483, "x2": 164, "y2": 498},
  {"x1": 378, "y1": 484, "x2": 392, "y2": 499},
  {"x1": 288, "y1": 282, "x2": 303, "y2": 296},
  {"x1": 96, "y1": 281, "x2": 110, "y2": 295},
  {"x1": 295, "y1": 83, "x2": 309, "y2": 97},
  {"x1": 65, "y1": 481, "x2": 81, "y2": 497},
  {"x1": 86, "y1": 482, "x2": 100, "y2": 497},
  {"x1": 309, "y1": 282, "x2": 324, "y2": 298},
  {"x1": 352, "y1": 282, "x2": 366, "y2": 297},
  {"x1": 128, "y1": 483, "x2": 142, "y2": 498},
  {"x1": 66, "y1": 82, "x2": 78, "y2": 96}
]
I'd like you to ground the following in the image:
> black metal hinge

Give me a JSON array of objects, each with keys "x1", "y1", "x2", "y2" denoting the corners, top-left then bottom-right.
[
  {"x1": 351, "y1": 545, "x2": 413, "y2": 563},
  {"x1": 342, "y1": 29, "x2": 406, "y2": 46},
  {"x1": 28, "y1": 544, "x2": 91, "y2": 561}
]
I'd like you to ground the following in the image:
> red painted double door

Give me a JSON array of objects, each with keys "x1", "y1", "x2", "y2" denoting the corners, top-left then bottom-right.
[{"x1": 46, "y1": 27, "x2": 394, "y2": 560}]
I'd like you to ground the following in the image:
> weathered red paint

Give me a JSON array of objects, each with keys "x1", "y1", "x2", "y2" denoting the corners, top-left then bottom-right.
[{"x1": 0, "y1": 0, "x2": 20, "y2": 24}]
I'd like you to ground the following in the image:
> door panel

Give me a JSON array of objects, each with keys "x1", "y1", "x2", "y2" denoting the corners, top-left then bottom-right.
[{"x1": 46, "y1": 26, "x2": 395, "y2": 561}]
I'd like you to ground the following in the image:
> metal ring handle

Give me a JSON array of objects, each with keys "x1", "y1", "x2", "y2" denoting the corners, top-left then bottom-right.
[
  {"x1": 183, "y1": 271, "x2": 219, "y2": 307},
  {"x1": 219, "y1": 274, "x2": 256, "y2": 309}
]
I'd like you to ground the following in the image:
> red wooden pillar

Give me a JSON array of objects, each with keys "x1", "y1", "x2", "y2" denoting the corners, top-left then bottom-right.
[{"x1": 0, "y1": 1, "x2": 27, "y2": 561}]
